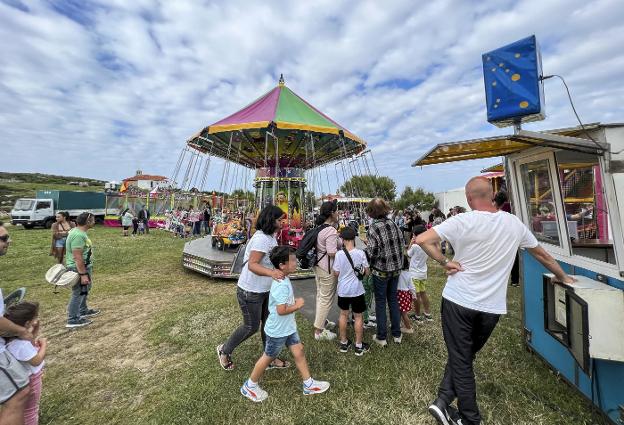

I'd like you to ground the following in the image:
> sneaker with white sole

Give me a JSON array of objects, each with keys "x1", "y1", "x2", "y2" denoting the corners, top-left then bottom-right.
[
  {"x1": 81, "y1": 309, "x2": 100, "y2": 318},
  {"x1": 65, "y1": 318, "x2": 92, "y2": 328},
  {"x1": 339, "y1": 339, "x2": 352, "y2": 353},
  {"x1": 372, "y1": 334, "x2": 387, "y2": 347},
  {"x1": 424, "y1": 313, "x2": 434, "y2": 322},
  {"x1": 363, "y1": 320, "x2": 377, "y2": 329},
  {"x1": 428, "y1": 397, "x2": 454, "y2": 425},
  {"x1": 368, "y1": 314, "x2": 376, "y2": 322},
  {"x1": 354, "y1": 342, "x2": 370, "y2": 356},
  {"x1": 302, "y1": 379, "x2": 330, "y2": 395},
  {"x1": 393, "y1": 335, "x2": 402, "y2": 344},
  {"x1": 314, "y1": 329, "x2": 337, "y2": 341},
  {"x1": 241, "y1": 380, "x2": 268, "y2": 402},
  {"x1": 400, "y1": 326, "x2": 414, "y2": 334},
  {"x1": 324, "y1": 319, "x2": 336, "y2": 330}
]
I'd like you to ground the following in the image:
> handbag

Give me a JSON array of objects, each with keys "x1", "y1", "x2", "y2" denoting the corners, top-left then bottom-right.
[
  {"x1": 342, "y1": 247, "x2": 366, "y2": 281},
  {"x1": 45, "y1": 264, "x2": 80, "y2": 288}
]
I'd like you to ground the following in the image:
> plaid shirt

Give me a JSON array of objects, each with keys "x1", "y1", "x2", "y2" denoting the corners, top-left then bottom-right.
[{"x1": 365, "y1": 218, "x2": 404, "y2": 273}]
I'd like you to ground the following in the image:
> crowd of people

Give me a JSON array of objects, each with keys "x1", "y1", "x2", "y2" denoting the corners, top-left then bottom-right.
[
  {"x1": 213, "y1": 176, "x2": 575, "y2": 425},
  {"x1": 1, "y1": 175, "x2": 580, "y2": 425}
]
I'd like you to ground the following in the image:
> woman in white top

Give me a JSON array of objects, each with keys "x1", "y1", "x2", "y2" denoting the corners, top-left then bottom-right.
[{"x1": 217, "y1": 205, "x2": 288, "y2": 371}]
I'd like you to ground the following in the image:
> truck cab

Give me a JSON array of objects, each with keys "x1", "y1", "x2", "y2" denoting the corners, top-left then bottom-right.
[{"x1": 11, "y1": 198, "x2": 55, "y2": 229}]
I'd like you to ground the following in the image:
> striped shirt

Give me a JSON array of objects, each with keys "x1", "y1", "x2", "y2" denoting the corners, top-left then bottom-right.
[{"x1": 365, "y1": 218, "x2": 404, "y2": 273}]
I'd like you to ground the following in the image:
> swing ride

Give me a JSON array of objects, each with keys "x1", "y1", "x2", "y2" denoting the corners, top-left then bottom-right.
[{"x1": 180, "y1": 75, "x2": 378, "y2": 279}]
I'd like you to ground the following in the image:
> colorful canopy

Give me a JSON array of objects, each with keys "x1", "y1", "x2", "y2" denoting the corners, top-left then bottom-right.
[{"x1": 187, "y1": 77, "x2": 366, "y2": 169}]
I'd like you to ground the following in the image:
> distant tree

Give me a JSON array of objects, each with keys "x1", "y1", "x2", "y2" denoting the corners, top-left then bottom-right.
[
  {"x1": 339, "y1": 175, "x2": 397, "y2": 201},
  {"x1": 230, "y1": 189, "x2": 255, "y2": 202},
  {"x1": 394, "y1": 186, "x2": 436, "y2": 211}
]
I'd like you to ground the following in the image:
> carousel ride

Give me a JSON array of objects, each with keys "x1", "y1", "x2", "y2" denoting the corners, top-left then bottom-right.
[{"x1": 179, "y1": 76, "x2": 379, "y2": 279}]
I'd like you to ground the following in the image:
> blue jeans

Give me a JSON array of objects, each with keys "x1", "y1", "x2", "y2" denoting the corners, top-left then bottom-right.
[
  {"x1": 372, "y1": 273, "x2": 401, "y2": 340},
  {"x1": 264, "y1": 332, "x2": 301, "y2": 358},
  {"x1": 67, "y1": 269, "x2": 92, "y2": 322}
]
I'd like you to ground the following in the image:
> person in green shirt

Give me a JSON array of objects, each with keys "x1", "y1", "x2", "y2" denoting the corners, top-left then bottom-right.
[{"x1": 65, "y1": 212, "x2": 100, "y2": 328}]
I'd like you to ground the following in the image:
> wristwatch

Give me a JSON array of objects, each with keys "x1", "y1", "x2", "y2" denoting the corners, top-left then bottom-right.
[{"x1": 438, "y1": 258, "x2": 450, "y2": 266}]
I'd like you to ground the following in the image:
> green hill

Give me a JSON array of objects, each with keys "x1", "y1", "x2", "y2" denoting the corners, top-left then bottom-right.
[{"x1": 0, "y1": 172, "x2": 106, "y2": 216}]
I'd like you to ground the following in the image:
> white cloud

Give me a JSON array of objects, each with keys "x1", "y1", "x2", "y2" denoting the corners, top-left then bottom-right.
[{"x1": 0, "y1": 0, "x2": 623, "y2": 194}]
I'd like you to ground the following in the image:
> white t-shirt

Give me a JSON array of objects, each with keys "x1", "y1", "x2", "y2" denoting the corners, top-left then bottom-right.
[
  {"x1": 237, "y1": 230, "x2": 277, "y2": 293},
  {"x1": 6, "y1": 339, "x2": 44, "y2": 375},
  {"x1": 398, "y1": 270, "x2": 416, "y2": 293},
  {"x1": 333, "y1": 248, "x2": 369, "y2": 298},
  {"x1": 0, "y1": 289, "x2": 4, "y2": 353},
  {"x1": 407, "y1": 243, "x2": 428, "y2": 279},
  {"x1": 434, "y1": 211, "x2": 538, "y2": 315}
]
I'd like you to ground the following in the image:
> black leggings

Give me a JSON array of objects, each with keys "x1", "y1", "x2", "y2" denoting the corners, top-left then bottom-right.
[{"x1": 222, "y1": 288, "x2": 269, "y2": 355}]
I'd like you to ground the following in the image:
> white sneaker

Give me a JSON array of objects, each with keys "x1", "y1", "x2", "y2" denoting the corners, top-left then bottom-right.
[
  {"x1": 303, "y1": 379, "x2": 330, "y2": 395},
  {"x1": 368, "y1": 314, "x2": 377, "y2": 322},
  {"x1": 393, "y1": 335, "x2": 402, "y2": 344},
  {"x1": 241, "y1": 380, "x2": 268, "y2": 402},
  {"x1": 314, "y1": 329, "x2": 337, "y2": 341},
  {"x1": 372, "y1": 334, "x2": 387, "y2": 347},
  {"x1": 324, "y1": 319, "x2": 336, "y2": 330},
  {"x1": 400, "y1": 326, "x2": 414, "y2": 334}
]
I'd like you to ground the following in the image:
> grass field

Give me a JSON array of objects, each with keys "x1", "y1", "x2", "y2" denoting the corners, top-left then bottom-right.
[{"x1": 0, "y1": 225, "x2": 607, "y2": 424}]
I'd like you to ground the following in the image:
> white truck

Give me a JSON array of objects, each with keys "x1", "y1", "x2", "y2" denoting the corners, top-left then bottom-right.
[{"x1": 10, "y1": 190, "x2": 106, "y2": 229}]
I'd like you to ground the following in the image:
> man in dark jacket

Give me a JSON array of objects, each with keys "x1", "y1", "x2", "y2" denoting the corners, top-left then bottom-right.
[{"x1": 138, "y1": 206, "x2": 150, "y2": 234}]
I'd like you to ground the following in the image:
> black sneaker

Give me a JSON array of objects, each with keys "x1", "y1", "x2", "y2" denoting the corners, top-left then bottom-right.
[
  {"x1": 445, "y1": 404, "x2": 463, "y2": 425},
  {"x1": 66, "y1": 318, "x2": 92, "y2": 328},
  {"x1": 81, "y1": 309, "x2": 100, "y2": 318},
  {"x1": 354, "y1": 342, "x2": 370, "y2": 356},
  {"x1": 339, "y1": 339, "x2": 352, "y2": 353},
  {"x1": 428, "y1": 398, "x2": 452, "y2": 425}
]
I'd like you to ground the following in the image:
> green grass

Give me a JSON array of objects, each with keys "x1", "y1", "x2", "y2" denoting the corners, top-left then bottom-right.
[{"x1": 0, "y1": 226, "x2": 607, "y2": 424}]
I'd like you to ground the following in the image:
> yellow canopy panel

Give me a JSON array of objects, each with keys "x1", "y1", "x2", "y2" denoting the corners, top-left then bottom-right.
[{"x1": 412, "y1": 128, "x2": 608, "y2": 167}]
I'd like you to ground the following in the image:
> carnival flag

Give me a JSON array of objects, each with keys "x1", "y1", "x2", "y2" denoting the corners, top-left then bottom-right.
[
  {"x1": 119, "y1": 181, "x2": 128, "y2": 193},
  {"x1": 150, "y1": 187, "x2": 159, "y2": 198}
]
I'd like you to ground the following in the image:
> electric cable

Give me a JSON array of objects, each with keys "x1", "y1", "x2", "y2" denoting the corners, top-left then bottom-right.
[{"x1": 541, "y1": 74, "x2": 604, "y2": 151}]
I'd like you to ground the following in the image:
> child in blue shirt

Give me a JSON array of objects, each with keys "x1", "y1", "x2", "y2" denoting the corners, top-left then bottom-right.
[{"x1": 241, "y1": 246, "x2": 330, "y2": 402}]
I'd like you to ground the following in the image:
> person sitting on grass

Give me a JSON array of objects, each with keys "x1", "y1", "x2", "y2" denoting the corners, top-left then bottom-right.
[
  {"x1": 240, "y1": 246, "x2": 330, "y2": 402},
  {"x1": 407, "y1": 225, "x2": 433, "y2": 323},
  {"x1": 5, "y1": 302, "x2": 47, "y2": 425},
  {"x1": 332, "y1": 226, "x2": 370, "y2": 356}
]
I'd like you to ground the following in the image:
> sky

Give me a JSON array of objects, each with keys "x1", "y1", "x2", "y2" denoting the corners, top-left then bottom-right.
[{"x1": 1, "y1": 0, "x2": 623, "y2": 195}]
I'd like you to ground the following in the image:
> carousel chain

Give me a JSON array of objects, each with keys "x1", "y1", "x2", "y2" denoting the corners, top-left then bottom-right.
[
  {"x1": 170, "y1": 146, "x2": 187, "y2": 187},
  {"x1": 218, "y1": 133, "x2": 234, "y2": 193},
  {"x1": 180, "y1": 150, "x2": 196, "y2": 191},
  {"x1": 199, "y1": 136, "x2": 216, "y2": 192}
]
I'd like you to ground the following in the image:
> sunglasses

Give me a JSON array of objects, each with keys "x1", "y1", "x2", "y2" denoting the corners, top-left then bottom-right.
[{"x1": 0, "y1": 235, "x2": 10, "y2": 243}]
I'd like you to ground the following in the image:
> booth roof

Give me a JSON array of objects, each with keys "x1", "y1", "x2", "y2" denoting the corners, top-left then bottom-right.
[{"x1": 412, "y1": 123, "x2": 613, "y2": 167}]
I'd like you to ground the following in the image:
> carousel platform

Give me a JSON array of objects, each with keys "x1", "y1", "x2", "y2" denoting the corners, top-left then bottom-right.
[{"x1": 182, "y1": 235, "x2": 315, "y2": 280}]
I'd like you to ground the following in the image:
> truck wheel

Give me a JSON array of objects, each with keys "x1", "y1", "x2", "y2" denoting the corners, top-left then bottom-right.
[
  {"x1": 44, "y1": 219, "x2": 54, "y2": 229},
  {"x1": 216, "y1": 239, "x2": 224, "y2": 250},
  {"x1": 211, "y1": 237, "x2": 217, "y2": 248}
]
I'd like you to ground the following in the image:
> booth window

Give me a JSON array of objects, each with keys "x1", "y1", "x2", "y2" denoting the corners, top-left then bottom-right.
[
  {"x1": 554, "y1": 151, "x2": 615, "y2": 265},
  {"x1": 520, "y1": 159, "x2": 562, "y2": 247}
]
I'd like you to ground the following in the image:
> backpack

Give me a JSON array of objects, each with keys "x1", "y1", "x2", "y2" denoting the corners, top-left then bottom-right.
[{"x1": 295, "y1": 224, "x2": 330, "y2": 269}]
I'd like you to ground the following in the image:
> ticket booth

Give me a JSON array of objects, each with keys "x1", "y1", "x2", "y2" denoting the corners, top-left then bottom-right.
[
  {"x1": 415, "y1": 123, "x2": 624, "y2": 424},
  {"x1": 413, "y1": 35, "x2": 624, "y2": 424}
]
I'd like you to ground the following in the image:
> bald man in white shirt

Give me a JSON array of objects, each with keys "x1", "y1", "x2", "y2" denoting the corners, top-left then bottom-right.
[{"x1": 417, "y1": 177, "x2": 574, "y2": 425}]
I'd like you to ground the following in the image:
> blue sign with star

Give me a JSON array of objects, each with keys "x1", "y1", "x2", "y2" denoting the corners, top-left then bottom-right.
[{"x1": 482, "y1": 35, "x2": 545, "y2": 127}]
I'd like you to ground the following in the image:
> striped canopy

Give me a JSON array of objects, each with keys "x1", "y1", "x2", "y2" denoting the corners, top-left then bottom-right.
[{"x1": 187, "y1": 78, "x2": 366, "y2": 169}]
